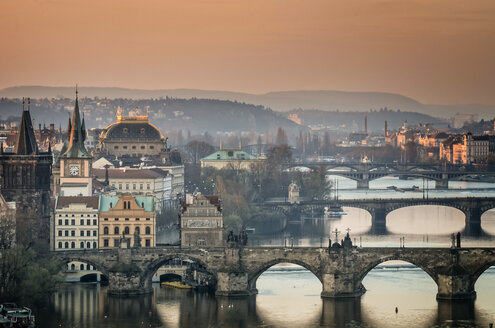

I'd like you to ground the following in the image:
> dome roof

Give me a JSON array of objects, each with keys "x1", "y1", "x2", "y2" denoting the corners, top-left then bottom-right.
[{"x1": 101, "y1": 121, "x2": 164, "y2": 140}]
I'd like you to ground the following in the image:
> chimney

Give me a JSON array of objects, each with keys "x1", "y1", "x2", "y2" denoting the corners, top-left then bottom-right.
[
  {"x1": 50, "y1": 123, "x2": 55, "y2": 131},
  {"x1": 384, "y1": 120, "x2": 388, "y2": 137},
  {"x1": 364, "y1": 116, "x2": 368, "y2": 133}
]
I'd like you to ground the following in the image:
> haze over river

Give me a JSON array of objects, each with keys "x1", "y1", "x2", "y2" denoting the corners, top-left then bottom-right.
[{"x1": 33, "y1": 179, "x2": 495, "y2": 327}]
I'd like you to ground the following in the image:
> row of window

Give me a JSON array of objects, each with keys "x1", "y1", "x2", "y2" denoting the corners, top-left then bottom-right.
[
  {"x1": 58, "y1": 230, "x2": 97, "y2": 237},
  {"x1": 103, "y1": 217, "x2": 151, "y2": 221},
  {"x1": 102, "y1": 226, "x2": 151, "y2": 235},
  {"x1": 58, "y1": 219, "x2": 98, "y2": 226},
  {"x1": 57, "y1": 241, "x2": 97, "y2": 249},
  {"x1": 113, "y1": 145, "x2": 154, "y2": 150},
  {"x1": 102, "y1": 239, "x2": 151, "y2": 247},
  {"x1": 67, "y1": 263, "x2": 94, "y2": 271},
  {"x1": 112, "y1": 183, "x2": 151, "y2": 190},
  {"x1": 58, "y1": 214, "x2": 97, "y2": 217}
]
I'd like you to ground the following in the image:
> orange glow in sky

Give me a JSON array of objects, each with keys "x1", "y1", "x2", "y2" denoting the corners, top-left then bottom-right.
[{"x1": 1, "y1": 0, "x2": 494, "y2": 104}]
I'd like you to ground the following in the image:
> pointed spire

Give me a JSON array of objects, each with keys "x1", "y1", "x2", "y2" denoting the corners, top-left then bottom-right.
[
  {"x1": 22, "y1": 97, "x2": 25, "y2": 111},
  {"x1": 81, "y1": 114, "x2": 86, "y2": 142},
  {"x1": 67, "y1": 114, "x2": 72, "y2": 137},
  {"x1": 15, "y1": 102, "x2": 38, "y2": 155},
  {"x1": 48, "y1": 142, "x2": 52, "y2": 154},
  {"x1": 60, "y1": 88, "x2": 91, "y2": 159}
]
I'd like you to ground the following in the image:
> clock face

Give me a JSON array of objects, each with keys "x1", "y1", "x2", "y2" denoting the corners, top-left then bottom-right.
[{"x1": 69, "y1": 165, "x2": 80, "y2": 176}]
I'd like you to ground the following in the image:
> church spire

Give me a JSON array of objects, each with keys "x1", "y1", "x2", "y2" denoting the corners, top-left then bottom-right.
[
  {"x1": 60, "y1": 88, "x2": 91, "y2": 159},
  {"x1": 15, "y1": 99, "x2": 38, "y2": 155}
]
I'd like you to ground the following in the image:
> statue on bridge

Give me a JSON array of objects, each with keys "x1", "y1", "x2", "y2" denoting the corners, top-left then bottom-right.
[
  {"x1": 227, "y1": 230, "x2": 248, "y2": 248},
  {"x1": 134, "y1": 230, "x2": 142, "y2": 248}
]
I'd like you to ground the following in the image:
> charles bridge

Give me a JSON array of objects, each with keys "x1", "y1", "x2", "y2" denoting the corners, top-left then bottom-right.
[
  {"x1": 263, "y1": 197, "x2": 495, "y2": 235},
  {"x1": 288, "y1": 162, "x2": 495, "y2": 189},
  {"x1": 50, "y1": 243, "x2": 495, "y2": 301}
]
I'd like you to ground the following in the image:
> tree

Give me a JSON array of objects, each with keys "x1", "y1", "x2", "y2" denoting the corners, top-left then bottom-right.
[
  {"x1": 185, "y1": 140, "x2": 215, "y2": 164},
  {"x1": 302, "y1": 167, "x2": 332, "y2": 200},
  {"x1": 275, "y1": 127, "x2": 288, "y2": 145}
]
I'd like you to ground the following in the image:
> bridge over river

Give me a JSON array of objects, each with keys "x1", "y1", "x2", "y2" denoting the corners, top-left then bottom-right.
[
  {"x1": 50, "y1": 244, "x2": 495, "y2": 301},
  {"x1": 287, "y1": 162, "x2": 495, "y2": 189},
  {"x1": 262, "y1": 196, "x2": 495, "y2": 235}
]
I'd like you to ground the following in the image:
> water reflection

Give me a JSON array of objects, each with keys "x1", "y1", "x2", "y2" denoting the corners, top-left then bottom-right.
[{"x1": 35, "y1": 266, "x2": 495, "y2": 328}]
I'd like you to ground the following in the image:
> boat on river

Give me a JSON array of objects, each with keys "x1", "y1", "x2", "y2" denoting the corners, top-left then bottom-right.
[
  {"x1": 0, "y1": 303, "x2": 35, "y2": 327},
  {"x1": 324, "y1": 205, "x2": 347, "y2": 218},
  {"x1": 161, "y1": 281, "x2": 192, "y2": 289}
]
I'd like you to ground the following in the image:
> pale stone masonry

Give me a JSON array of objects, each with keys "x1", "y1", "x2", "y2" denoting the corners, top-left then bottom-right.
[{"x1": 180, "y1": 193, "x2": 223, "y2": 248}]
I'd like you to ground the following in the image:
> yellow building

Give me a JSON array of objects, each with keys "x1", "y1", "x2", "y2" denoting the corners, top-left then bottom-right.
[{"x1": 99, "y1": 194, "x2": 156, "y2": 248}]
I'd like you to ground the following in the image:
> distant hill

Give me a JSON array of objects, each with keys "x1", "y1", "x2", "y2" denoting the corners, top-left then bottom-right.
[{"x1": 1, "y1": 86, "x2": 494, "y2": 119}]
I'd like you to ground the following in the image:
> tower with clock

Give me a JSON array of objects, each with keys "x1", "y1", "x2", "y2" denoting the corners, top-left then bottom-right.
[{"x1": 59, "y1": 89, "x2": 93, "y2": 196}]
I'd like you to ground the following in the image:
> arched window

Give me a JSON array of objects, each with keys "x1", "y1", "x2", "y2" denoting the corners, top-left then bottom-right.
[
  {"x1": 114, "y1": 227, "x2": 119, "y2": 235},
  {"x1": 135, "y1": 227, "x2": 140, "y2": 235},
  {"x1": 104, "y1": 227, "x2": 109, "y2": 235},
  {"x1": 80, "y1": 242, "x2": 84, "y2": 249},
  {"x1": 65, "y1": 242, "x2": 69, "y2": 249},
  {"x1": 145, "y1": 227, "x2": 151, "y2": 235},
  {"x1": 71, "y1": 242, "x2": 75, "y2": 249},
  {"x1": 124, "y1": 202, "x2": 127, "y2": 209},
  {"x1": 93, "y1": 242, "x2": 97, "y2": 249},
  {"x1": 71, "y1": 264, "x2": 75, "y2": 271},
  {"x1": 124, "y1": 226, "x2": 129, "y2": 235},
  {"x1": 87, "y1": 264, "x2": 91, "y2": 270},
  {"x1": 80, "y1": 264, "x2": 84, "y2": 270},
  {"x1": 87, "y1": 242, "x2": 91, "y2": 249},
  {"x1": 58, "y1": 242, "x2": 62, "y2": 249}
]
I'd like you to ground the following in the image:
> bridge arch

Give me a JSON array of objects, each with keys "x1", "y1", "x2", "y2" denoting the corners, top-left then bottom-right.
[
  {"x1": 357, "y1": 256, "x2": 438, "y2": 287},
  {"x1": 470, "y1": 261, "x2": 495, "y2": 291},
  {"x1": 140, "y1": 254, "x2": 217, "y2": 291},
  {"x1": 247, "y1": 258, "x2": 321, "y2": 293},
  {"x1": 54, "y1": 253, "x2": 110, "y2": 279}
]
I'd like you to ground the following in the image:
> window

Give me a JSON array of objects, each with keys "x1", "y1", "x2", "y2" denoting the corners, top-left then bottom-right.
[
  {"x1": 132, "y1": 145, "x2": 136, "y2": 149},
  {"x1": 70, "y1": 263, "x2": 75, "y2": 270},
  {"x1": 197, "y1": 239, "x2": 206, "y2": 246},
  {"x1": 133, "y1": 184, "x2": 136, "y2": 190},
  {"x1": 115, "y1": 218, "x2": 119, "y2": 221},
  {"x1": 65, "y1": 242, "x2": 69, "y2": 248},
  {"x1": 71, "y1": 219, "x2": 75, "y2": 225},
  {"x1": 80, "y1": 242, "x2": 84, "y2": 248},
  {"x1": 123, "y1": 146, "x2": 128, "y2": 150},
  {"x1": 124, "y1": 227, "x2": 129, "y2": 234},
  {"x1": 80, "y1": 231, "x2": 84, "y2": 236},
  {"x1": 71, "y1": 242, "x2": 75, "y2": 248},
  {"x1": 58, "y1": 219, "x2": 62, "y2": 225},
  {"x1": 58, "y1": 231, "x2": 62, "y2": 236},
  {"x1": 135, "y1": 227, "x2": 140, "y2": 235},
  {"x1": 146, "y1": 218, "x2": 150, "y2": 221},
  {"x1": 93, "y1": 219, "x2": 97, "y2": 225},
  {"x1": 87, "y1": 242, "x2": 91, "y2": 249},
  {"x1": 58, "y1": 242, "x2": 62, "y2": 249},
  {"x1": 125, "y1": 218, "x2": 129, "y2": 221},
  {"x1": 145, "y1": 239, "x2": 150, "y2": 247},
  {"x1": 119, "y1": 184, "x2": 122, "y2": 189},
  {"x1": 136, "y1": 218, "x2": 140, "y2": 221},
  {"x1": 81, "y1": 219, "x2": 84, "y2": 225},
  {"x1": 103, "y1": 239, "x2": 109, "y2": 247},
  {"x1": 114, "y1": 146, "x2": 119, "y2": 149},
  {"x1": 149, "y1": 146, "x2": 154, "y2": 149},
  {"x1": 93, "y1": 242, "x2": 97, "y2": 249},
  {"x1": 147, "y1": 184, "x2": 150, "y2": 190},
  {"x1": 141, "y1": 145, "x2": 145, "y2": 149},
  {"x1": 71, "y1": 231, "x2": 75, "y2": 237},
  {"x1": 114, "y1": 227, "x2": 119, "y2": 235},
  {"x1": 65, "y1": 219, "x2": 69, "y2": 225},
  {"x1": 104, "y1": 218, "x2": 108, "y2": 221},
  {"x1": 87, "y1": 219, "x2": 90, "y2": 225},
  {"x1": 146, "y1": 227, "x2": 151, "y2": 235},
  {"x1": 112, "y1": 183, "x2": 115, "y2": 188},
  {"x1": 114, "y1": 239, "x2": 119, "y2": 247},
  {"x1": 80, "y1": 264, "x2": 84, "y2": 270},
  {"x1": 65, "y1": 231, "x2": 69, "y2": 236},
  {"x1": 93, "y1": 231, "x2": 97, "y2": 236},
  {"x1": 126, "y1": 184, "x2": 129, "y2": 190}
]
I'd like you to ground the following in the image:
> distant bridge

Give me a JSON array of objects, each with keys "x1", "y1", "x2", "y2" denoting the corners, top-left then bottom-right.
[
  {"x1": 262, "y1": 197, "x2": 495, "y2": 234},
  {"x1": 49, "y1": 245, "x2": 495, "y2": 301},
  {"x1": 286, "y1": 162, "x2": 495, "y2": 189}
]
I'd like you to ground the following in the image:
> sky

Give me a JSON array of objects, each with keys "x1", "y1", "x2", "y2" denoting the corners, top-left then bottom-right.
[{"x1": 0, "y1": 0, "x2": 494, "y2": 104}]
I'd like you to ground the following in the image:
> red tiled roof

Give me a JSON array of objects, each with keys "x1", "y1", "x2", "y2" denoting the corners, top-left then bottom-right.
[{"x1": 56, "y1": 196, "x2": 99, "y2": 209}]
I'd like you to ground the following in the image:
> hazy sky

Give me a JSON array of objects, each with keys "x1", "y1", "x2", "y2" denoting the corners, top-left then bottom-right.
[{"x1": 1, "y1": 0, "x2": 494, "y2": 104}]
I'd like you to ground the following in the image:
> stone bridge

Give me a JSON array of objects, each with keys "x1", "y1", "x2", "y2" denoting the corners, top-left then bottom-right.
[
  {"x1": 49, "y1": 245, "x2": 495, "y2": 301},
  {"x1": 287, "y1": 162, "x2": 495, "y2": 189},
  {"x1": 263, "y1": 197, "x2": 495, "y2": 235}
]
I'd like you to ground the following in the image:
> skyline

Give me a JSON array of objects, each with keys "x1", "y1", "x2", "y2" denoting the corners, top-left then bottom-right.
[{"x1": 1, "y1": 0, "x2": 494, "y2": 105}]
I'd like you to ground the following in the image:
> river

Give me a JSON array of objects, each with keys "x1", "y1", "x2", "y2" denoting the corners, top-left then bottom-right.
[{"x1": 32, "y1": 179, "x2": 495, "y2": 327}]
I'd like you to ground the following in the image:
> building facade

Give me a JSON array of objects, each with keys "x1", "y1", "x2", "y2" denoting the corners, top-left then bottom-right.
[
  {"x1": 99, "y1": 109, "x2": 166, "y2": 158},
  {"x1": 180, "y1": 194, "x2": 223, "y2": 248},
  {"x1": 99, "y1": 194, "x2": 155, "y2": 248},
  {"x1": 59, "y1": 93, "x2": 93, "y2": 196},
  {"x1": 200, "y1": 148, "x2": 262, "y2": 171},
  {"x1": 52, "y1": 196, "x2": 99, "y2": 251},
  {"x1": 0, "y1": 103, "x2": 52, "y2": 245}
]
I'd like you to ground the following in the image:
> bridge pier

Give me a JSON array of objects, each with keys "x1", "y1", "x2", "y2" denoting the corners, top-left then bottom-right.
[
  {"x1": 356, "y1": 180, "x2": 369, "y2": 189},
  {"x1": 436, "y1": 263, "x2": 476, "y2": 300},
  {"x1": 321, "y1": 273, "x2": 365, "y2": 298},
  {"x1": 435, "y1": 179, "x2": 448, "y2": 189},
  {"x1": 108, "y1": 268, "x2": 151, "y2": 295},
  {"x1": 369, "y1": 207, "x2": 387, "y2": 235},
  {"x1": 215, "y1": 271, "x2": 252, "y2": 297}
]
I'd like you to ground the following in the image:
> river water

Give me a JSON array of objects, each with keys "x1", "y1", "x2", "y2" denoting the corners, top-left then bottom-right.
[{"x1": 33, "y1": 179, "x2": 495, "y2": 327}]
